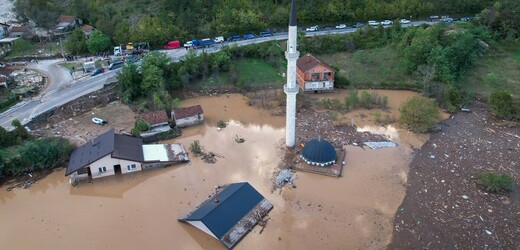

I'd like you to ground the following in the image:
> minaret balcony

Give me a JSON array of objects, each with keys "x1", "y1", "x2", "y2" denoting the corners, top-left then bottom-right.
[{"x1": 284, "y1": 84, "x2": 299, "y2": 94}]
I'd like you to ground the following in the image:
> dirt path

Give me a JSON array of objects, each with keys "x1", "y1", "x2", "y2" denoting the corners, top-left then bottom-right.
[{"x1": 389, "y1": 99, "x2": 520, "y2": 249}]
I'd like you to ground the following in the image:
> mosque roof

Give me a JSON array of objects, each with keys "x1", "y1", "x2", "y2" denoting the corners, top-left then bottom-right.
[{"x1": 301, "y1": 139, "x2": 336, "y2": 166}]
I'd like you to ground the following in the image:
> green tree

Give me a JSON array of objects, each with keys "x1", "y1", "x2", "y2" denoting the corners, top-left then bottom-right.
[
  {"x1": 11, "y1": 119, "x2": 29, "y2": 142},
  {"x1": 86, "y1": 30, "x2": 112, "y2": 54},
  {"x1": 17, "y1": 138, "x2": 74, "y2": 171},
  {"x1": 118, "y1": 62, "x2": 142, "y2": 102},
  {"x1": 64, "y1": 29, "x2": 88, "y2": 55},
  {"x1": 131, "y1": 118, "x2": 151, "y2": 137},
  {"x1": 399, "y1": 96, "x2": 440, "y2": 133}
]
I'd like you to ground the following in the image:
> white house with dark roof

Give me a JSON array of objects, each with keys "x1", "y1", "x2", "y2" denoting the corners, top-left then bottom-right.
[
  {"x1": 66, "y1": 129, "x2": 189, "y2": 184},
  {"x1": 172, "y1": 105, "x2": 204, "y2": 128},
  {"x1": 178, "y1": 182, "x2": 273, "y2": 249}
]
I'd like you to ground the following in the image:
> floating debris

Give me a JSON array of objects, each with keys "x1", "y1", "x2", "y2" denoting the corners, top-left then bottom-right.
[
  {"x1": 234, "y1": 135, "x2": 246, "y2": 143},
  {"x1": 275, "y1": 169, "x2": 297, "y2": 187},
  {"x1": 363, "y1": 141, "x2": 398, "y2": 150}
]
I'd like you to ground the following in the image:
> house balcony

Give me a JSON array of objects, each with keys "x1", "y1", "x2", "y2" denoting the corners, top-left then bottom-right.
[{"x1": 303, "y1": 80, "x2": 334, "y2": 92}]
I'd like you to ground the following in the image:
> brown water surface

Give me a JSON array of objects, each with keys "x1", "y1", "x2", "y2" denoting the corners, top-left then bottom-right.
[{"x1": 1, "y1": 92, "x2": 425, "y2": 249}]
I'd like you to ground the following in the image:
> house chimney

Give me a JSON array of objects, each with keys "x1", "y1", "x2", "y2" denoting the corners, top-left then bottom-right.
[{"x1": 214, "y1": 185, "x2": 220, "y2": 203}]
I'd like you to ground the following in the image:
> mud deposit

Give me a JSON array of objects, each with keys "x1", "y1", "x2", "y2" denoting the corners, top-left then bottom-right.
[{"x1": 1, "y1": 91, "x2": 424, "y2": 249}]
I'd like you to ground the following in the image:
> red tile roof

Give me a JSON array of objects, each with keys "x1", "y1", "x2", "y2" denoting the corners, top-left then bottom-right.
[
  {"x1": 82, "y1": 25, "x2": 93, "y2": 32},
  {"x1": 297, "y1": 53, "x2": 334, "y2": 72},
  {"x1": 58, "y1": 15, "x2": 76, "y2": 23},
  {"x1": 173, "y1": 105, "x2": 204, "y2": 120},
  {"x1": 137, "y1": 110, "x2": 169, "y2": 126}
]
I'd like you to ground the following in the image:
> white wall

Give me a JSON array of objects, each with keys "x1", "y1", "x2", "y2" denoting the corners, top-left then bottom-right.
[
  {"x1": 89, "y1": 154, "x2": 142, "y2": 179},
  {"x1": 176, "y1": 114, "x2": 204, "y2": 128},
  {"x1": 187, "y1": 221, "x2": 217, "y2": 239}
]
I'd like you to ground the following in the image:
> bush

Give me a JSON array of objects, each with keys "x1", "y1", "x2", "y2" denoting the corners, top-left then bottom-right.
[
  {"x1": 488, "y1": 90, "x2": 518, "y2": 120},
  {"x1": 476, "y1": 172, "x2": 515, "y2": 193},
  {"x1": 399, "y1": 96, "x2": 440, "y2": 133},
  {"x1": 131, "y1": 118, "x2": 151, "y2": 137},
  {"x1": 190, "y1": 140, "x2": 203, "y2": 156},
  {"x1": 217, "y1": 120, "x2": 227, "y2": 128}
]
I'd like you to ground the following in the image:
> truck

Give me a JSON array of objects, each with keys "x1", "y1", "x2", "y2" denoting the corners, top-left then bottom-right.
[
  {"x1": 191, "y1": 38, "x2": 215, "y2": 48},
  {"x1": 114, "y1": 42, "x2": 150, "y2": 56},
  {"x1": 164, "y1": 40, "x2": 181, "y2": 49}
]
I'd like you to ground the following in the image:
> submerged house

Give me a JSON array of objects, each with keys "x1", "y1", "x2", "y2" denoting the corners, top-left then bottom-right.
[
  {"x1": 296, "y1": 53, "x2": 335, "y2": 93},
  {"x1": 66, "y1": 129, "x2": 189, "y2": 184},
  {"x1": 172, "y1": 105, "x2": 204, "y2": 128},
  {"x1": 301, "y1": 138, "x2": 336, "y2": 167},
  {"x1": 55, "y1": 15, "x2": 82, "y2": 33},
  {"x1": 136, "y1": 110, "x2": 172, "y2": 138},
  {"x1": 178, "y1": 182, "x2": 273, "y2": 249}
]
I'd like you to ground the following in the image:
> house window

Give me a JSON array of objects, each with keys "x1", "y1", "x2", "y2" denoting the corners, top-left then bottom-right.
[
  {"x1": 98, "y1": 166, "x2": 107, "y2": 173},
  {"x1": 323, "y1": 72, "x2": 332, "y2": 80},
  {"x1": 311, "y1": 73, "x2": 320, "y2": 81},
  {"x1": 127, "y1": 164, "x2": 137, "y2": 170}
]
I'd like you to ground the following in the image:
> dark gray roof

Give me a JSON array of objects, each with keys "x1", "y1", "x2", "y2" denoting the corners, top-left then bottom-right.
[
  {"x1": 289, "y1": 0, "x2": 297, "y2": 26},
  {"x1": 179, "y1": 183, "x2": 264, "y2": 239},
  {"x1": 66, "y1": 129, "x2": 144, "y2": 176},
  {"x1": 301, "y1": 139, "x2": 336, "y2": 166},
  {"x1": 113, "y1": 134, "x2": 144, "y2": 162}
]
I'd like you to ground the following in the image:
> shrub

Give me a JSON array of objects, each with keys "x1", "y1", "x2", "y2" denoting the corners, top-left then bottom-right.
[
  {"x1": 360, "y1": 91, "x2": 373, "y2": 109},
  {"x1": 488, "y1": 90, "x2": 518, "y2": 120},
  {"x1": 476, "y1": 172, "x2": 515, "y2": 193},
  {"x1": 190, "y1": 140, "x2": 204, "y2": 156},
  {"x1": 131, "y1": 118, "x2": 151, "y2": 137},
  {"x1": 217, "y1": 120, "x2": 227, "y2": 128},
  {"x1": 399, "y1": 96, "x2": 440, "y2": 133}
]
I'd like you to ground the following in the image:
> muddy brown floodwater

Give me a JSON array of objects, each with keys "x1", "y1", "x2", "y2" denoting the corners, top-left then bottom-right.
[{"x1": 1, "y1": 90, "x2": 428, "y2": 249}]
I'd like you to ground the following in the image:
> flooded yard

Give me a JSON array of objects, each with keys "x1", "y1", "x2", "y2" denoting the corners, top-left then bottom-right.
[{"x1": 1, "y1": 90, "x2": 429, "y2": 249}]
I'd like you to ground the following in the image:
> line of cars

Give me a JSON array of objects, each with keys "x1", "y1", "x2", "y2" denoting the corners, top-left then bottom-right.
[
  {"x1": 305, "y1": 19, "x2": 411, "y2": 32},
  {"x1": 163, "y1": 30, "x2": 275, "y2": 50}
]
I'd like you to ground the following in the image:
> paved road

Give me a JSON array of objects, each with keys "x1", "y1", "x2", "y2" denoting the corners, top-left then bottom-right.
[{"x1": 0, "y1": 21, "x2": 427, "y2": 130}]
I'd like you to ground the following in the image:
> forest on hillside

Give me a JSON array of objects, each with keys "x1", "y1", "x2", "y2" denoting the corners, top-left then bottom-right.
[{"x1": 14, "y1": 0, "x2": 496, "y2": 46}]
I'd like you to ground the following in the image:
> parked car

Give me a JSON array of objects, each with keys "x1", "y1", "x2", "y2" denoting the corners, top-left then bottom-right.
[
  {"x1": 108, "y1": 60, "x2": 124, "y2": 70},
  {"x1": 461, "y1": 17, "x2": 473, "y2": 22},
  {"x1": 92, "y1": 117, "x2": 107, "y2": 125},
  {"x1": 259, "y1": 31, "x2": 274, "y2": 37},
  {"x1": 335, "y1": 24, "x2": 347, "y2": 29},
  {"x1": 91, "y1": 68, "x2": 105, "y2": 76},
  {"x1": 243, "y1": 33, "x2": 255, "y2": 39},
  {"x1": 227, "y1": 34, "x2": 241, "y2": 42},
  {"x1": 214, "y1": 36, "x2": 224, "y2": 43},
  {"x1": 381, "y1": 20, "x2": 393, "y2": 25},
  {"x1": 306, "y1": 25, "x2": 319, "y2": 32},
  {"x1": 368, "y1": 20, "x2": 379, "y2": 26},
  {"x1": 352, "y1": 22, "x2": 365, "y2": 28},
  {"x1": 183, "y1": 41, "x2": 193, "y2": 49},
  {"x1": 399, "y1": 19, "x2": 411, "y2": 24}
]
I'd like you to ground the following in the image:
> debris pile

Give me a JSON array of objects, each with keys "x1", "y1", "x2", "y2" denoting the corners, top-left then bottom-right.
[
  {"x1": 363, "y1": 141, "x2": 398, "y2": 150},
  {"x1": 275, "y1": 169, "x2": 297, "y2": 188}
]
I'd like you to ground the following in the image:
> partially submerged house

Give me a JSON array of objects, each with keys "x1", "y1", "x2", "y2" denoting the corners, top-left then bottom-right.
[
  {"x1": 301, "y1": 138, "x2": 336, "y2": 167},
  {"x1": 66, "y1": 129, "x2": 189, "y2": 184},
  {"x1": 172, "y1": 105, "x2": 204, "y2": 128},
  {"x1": 136, "y1": 110, "x2": 172, "y2": 138},
  {"x1": 8, "y1": 26, "x2": 31, "y2": 39},
  {"x1": 296, "y1": 53, "x2": 335, "y2": 93},
  {"x1": 178, "y1": 182, "x2": 273, "y2": 249},
  {"x1": 55, "y1": 15, "x2": 82, "y2": 33}
]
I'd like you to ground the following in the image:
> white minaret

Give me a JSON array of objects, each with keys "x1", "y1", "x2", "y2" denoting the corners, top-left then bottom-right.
[{"x1": 284, "y1": 0, "x2": 299, "y2": 147}]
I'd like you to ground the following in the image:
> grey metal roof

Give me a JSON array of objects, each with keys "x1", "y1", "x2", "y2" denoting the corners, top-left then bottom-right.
[
  {"x1": 289, "y1": 0, "x2": 297, "y2": 26},
  {"x1": 179, "y1": 182, "x2": 264, "y2": 239},
  {"x1": 65, "y1": 129, "x2": 144, "y2": 176},
  {"x1": 301, "y1": 139, "x2": 336, "y2": 166},
  {"x1": 66, "y1": 129, "x2": 115, "y2": 175}
]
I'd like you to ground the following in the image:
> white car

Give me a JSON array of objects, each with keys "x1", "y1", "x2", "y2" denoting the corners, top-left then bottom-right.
[
  {"x1": 92, "y1": 117, "x2": 107, "y2": 125},
  {"x1": 214, "y1": 36, "x2": 224, "y2": 43},
  {"x1": 368, "y1": 20, "x2": 379, "y2": 26},
  {"x1": 306, "y1": 25, "x2": 319, "y2": 32},
  {"x1": 381, "y1": 20, "x2": 393, "y2": 25},
  {"x1": 335, "y1": 24, "x2": 347, "y2": 29},
  {"x1": 399, "y1": 19, "x2": 411, "y2": 24}
]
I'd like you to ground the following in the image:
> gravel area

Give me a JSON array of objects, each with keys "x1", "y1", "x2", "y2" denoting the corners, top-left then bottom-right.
[{"x1": 389, "y1": 99, "x2": 520, "y2": 249}]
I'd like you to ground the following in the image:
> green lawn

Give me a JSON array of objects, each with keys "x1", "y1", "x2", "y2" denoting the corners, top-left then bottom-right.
[
  {"x1": 319, "y1": 46, "x2": 415, "y2": 87},
  {"x1": 58, "y1": 62, "x2": 83, "y2": 71},
  {"x1": 459, "y1": 43, "x2": 520, "y2": 98},
  {"x1": 191, "y1": 58, "x2": 284, "y2": 88},
  {"x1": 234, "y1": 58, "x2": 284, "y2": 85}
]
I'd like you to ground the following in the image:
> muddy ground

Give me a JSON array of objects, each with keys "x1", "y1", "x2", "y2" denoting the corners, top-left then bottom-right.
[{"x1": 389, "y1": 99, "x2": 520, "y2": 249}]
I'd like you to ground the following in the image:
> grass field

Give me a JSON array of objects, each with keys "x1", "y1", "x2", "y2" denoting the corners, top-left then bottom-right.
[
  {"x1": 459, "y1": 43, "x2": 520, "y2": 98},
  {"x1": 319, "y1": 46, "x2": 415, "y2": 87},
  {"x1": 193, "y1": 58, "x2": 284, "y2": 88}
]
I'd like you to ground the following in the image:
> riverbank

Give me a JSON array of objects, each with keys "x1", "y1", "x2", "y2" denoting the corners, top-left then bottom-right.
[{"x1": 389, "y1": 98, "x2": 519, "y2": 249}]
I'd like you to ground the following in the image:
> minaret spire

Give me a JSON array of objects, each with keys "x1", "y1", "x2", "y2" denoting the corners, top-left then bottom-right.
[{"x1": 284, "y1": 0, "x2": 299, "y2": 147}]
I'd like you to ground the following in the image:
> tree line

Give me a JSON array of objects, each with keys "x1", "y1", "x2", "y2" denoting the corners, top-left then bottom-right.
[{"x1": 13, "y1": 0, "x2": 503, "y2": 49}]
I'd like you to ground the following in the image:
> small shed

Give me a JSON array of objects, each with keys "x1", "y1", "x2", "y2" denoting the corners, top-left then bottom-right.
[
  {"x1": 178, "y1": 182, "x2": 273, "y2": 249},
  {"x1": 172, "y1": 105, "x2": 204, "y2": 128},
  {"x1": 296, "y1": 53, "x2": 335, "y2": 93},
  {"x1": 301, "y1": 138, "x2": 336, "y2": 166},
  {"x1": 137, "y1": 110, "x2": 169, "y2": 128}
]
